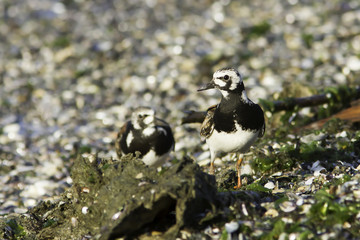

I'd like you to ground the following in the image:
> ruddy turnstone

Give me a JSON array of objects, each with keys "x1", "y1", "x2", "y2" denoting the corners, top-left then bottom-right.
[
  {"x1": 198, "y1": 67, "x2": 265, "y2": 189},
  {"x1": 115, "y1": 107, "x2": 175, "y2": 167}
]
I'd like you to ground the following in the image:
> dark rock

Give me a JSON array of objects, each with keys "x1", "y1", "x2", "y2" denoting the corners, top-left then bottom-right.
[{"x1": 22, "y1": 154, "x2": 220, "y2": 239}]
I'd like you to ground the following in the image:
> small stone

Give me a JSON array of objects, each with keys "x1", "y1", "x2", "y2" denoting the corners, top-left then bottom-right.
[
  {"x1": 271, "y1": 172, "x2": 282, "y2": 177},
  {"x1": 300, "y1": 133, "x2": 326, "y2": 143},
  {"x1": 82, "y1": 153, "x2": 96, "y2": 163},
  {"x1": 3, "y1": 123, "x2": 20, "y2": 134},
  {"x1": 289, "y1": 233, "x2": 299, "y2": 240},
  {"x1": 301, "y1": 58, "x2": 314, "y2": 69},
  {"x1": 180, "y1": 230, "x2": 192, "y2": 239},
  {"x1": 310, "y1": 161, "x2": 325, "y2": 176},
  {"x1": 23, "y1": 198, "x2": 37, "y2": 208},
  {"x1": 241, "y1": 203, "x2": 249, "y2": 216},
  {"x1": 264, "y1": 208, "x2": 279, "y2": 218},
  {"x1": 81, "y1": 187, "x2": 90, "y2": 193},
  {"x1": 71, "y1": 217, "x2": 78, "y2": 227},
  {"x1": 336, "y1": 131, "x2": 347, "y2": 138},
  {"x1": 264, "y1": 181, "x2": 275, "y2": 189},
  {"x1": 225, "y1": 221, "x2": 239, "y2": 233},
  {"x1": 135, "y1": 173, "x2": 144, "y2": 179},
  {"x1": 354, "y1": 190, "x2": 360, "y2": 199},
  {"x1": 296, "y1": 197, "x2": 304, "y2": 206},
  {"x1": 138, "y1": 181, "x2": 148, "y2": 187},
  {"x1": 305, "y1": 177, "x2": 314, "y2": 186},
  {"x1": 279, "y1": 201, "x2": 296, "y2": 213},
  {"x1": 300, "y1": 204, "x2": 312, "y2": 214},
  {"x1": 112, "y1": 211, "x2": 122, "y2": 220},
  {"x1": 272, "y1": 143, "x2": 281, "y2": 149},
  {"x1": 347, "y1": 56, "x2": 360, "y2": 71},
  {"x1": 343, "y1": 222, "x2": 351, "y2": 229},
  {"x1": 14, "y1": 208, "x2": 28, "y2": 214},
  {"x1": 82, "y1": 206, "x2": 88, "y2": 215},
  {"x1": 212, "y1": 227, "x2": 220, "y2": 234}
]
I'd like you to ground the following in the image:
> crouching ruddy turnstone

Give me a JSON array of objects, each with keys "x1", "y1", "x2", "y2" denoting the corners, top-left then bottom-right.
[
  {"x1": 198, "y1": 67, "x2": 265, "y2": 189},
  {"x1": 115, "y1": 107, "x2": 175, "y2": 167}
]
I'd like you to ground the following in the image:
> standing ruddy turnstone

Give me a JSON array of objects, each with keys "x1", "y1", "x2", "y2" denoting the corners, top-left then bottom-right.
[
  {"x1": 115, "y1": 107, "x2": 175, "y2": 167},
  {"x1": 198, "y1": 67, "x2": 265, "y2": 189}
]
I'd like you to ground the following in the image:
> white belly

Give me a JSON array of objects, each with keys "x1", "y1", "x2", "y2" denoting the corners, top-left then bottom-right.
[
  {"x1": 206, "y1": 127, "x2": 259, "y2": 155},
  {"x1": 142, "y1": 149, "x2": 170, "y2": 167}
]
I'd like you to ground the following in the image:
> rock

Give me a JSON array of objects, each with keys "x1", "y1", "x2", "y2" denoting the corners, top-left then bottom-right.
[
  {"x1": 264, "y1": 181, "x2": 275, "y2": 189},
  {"x1": 279, "y1": 201, "x2": 296, "y2": 213},
  {"x1": 225, "y1": 221, "x2": 239, "y2": 233},
  {"x1": 26, "y1": 154, "x2": 220, "y2": 239}
]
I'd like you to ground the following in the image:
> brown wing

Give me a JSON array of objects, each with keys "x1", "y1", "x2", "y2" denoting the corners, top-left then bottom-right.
[
  {"x1": 200, "y1": 105, "x2": 217, "y2": 138},
  {"x1": 115, "y1": 122, "x2": 129, "y2": 158}
]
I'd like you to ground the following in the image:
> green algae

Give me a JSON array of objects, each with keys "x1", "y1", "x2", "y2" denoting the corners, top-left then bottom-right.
[
  {"x1": 4, "y1": 219, "x2": 26, "y2": 239},
  {"x1": 252, "y1": 127, "x2": 360, "y2": 176}
]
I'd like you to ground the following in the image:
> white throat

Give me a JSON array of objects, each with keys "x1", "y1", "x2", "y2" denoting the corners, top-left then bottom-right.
[
  {"x1": 133, "y1": 121, "x2": 141, "y2": 129},
  {"x1": 220, "y1": 89, "x2": 229, "y2": 99},
  {"x1": 241, "y1": 90, "x2": 252, "y2": 104}
]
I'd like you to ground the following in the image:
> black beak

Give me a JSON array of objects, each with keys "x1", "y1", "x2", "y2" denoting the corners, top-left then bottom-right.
[{"x1": 197, "y1": 80, "x2": 215, "y2": 92}]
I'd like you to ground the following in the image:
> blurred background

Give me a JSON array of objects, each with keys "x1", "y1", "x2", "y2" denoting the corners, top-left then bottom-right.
[{"x1": 1, "y1": 0, "x2": 360, "y2": 214}]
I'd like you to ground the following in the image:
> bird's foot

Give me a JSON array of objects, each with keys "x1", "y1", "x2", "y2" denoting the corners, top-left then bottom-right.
[{"x1": 234, "y1": 177, "x2": 242, "y2": 190}]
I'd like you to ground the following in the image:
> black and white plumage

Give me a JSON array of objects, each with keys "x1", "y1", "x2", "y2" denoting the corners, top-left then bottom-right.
[
  {"x1": 115, "y1": 107, "x2": 175, "y2": 167},
  {"x1": 198, "y1": 67, "x2": 265, "y2": 189}
]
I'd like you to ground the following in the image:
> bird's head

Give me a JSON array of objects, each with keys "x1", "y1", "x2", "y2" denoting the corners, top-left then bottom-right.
[
  {"x1": 198, "y1": 67, "x2": 245, "y2": 98},
  {"x1": 132, "y1": 107, "x2": 156, "y2": 129}
]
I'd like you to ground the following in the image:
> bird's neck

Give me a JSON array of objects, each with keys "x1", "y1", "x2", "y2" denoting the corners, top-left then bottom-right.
[{"x1": 219, "y1": 89, "x2": 252, "y2": 112}]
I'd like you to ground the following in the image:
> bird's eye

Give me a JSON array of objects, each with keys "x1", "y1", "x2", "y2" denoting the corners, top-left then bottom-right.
[
  {"x1": 138, "y1": 114, "x2": 144, "y2": 119},
  {"x1": 224, "y1": 75, "x2": 229, "y2": 80}
]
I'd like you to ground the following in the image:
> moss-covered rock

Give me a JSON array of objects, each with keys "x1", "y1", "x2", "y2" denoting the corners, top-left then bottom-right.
[{"x1": 1, "y1": 154, "x2": 222, "y2": 239}]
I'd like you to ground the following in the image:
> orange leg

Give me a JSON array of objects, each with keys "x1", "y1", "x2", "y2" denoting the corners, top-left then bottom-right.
[
  {"x1": 209, "y1": 161, "x2": 215, "y2": 175},
  {"x1": 234, "y1": 156, "x2": 243, "y2": 189}
]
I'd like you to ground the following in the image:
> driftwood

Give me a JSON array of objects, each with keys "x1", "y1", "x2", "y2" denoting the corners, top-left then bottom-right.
[
  {"x1": 302, "y1": 98, "x2": 360, "y2": 130},
  {"x1": 182, "y1": 86, "x2": 360, "y2": 124}
]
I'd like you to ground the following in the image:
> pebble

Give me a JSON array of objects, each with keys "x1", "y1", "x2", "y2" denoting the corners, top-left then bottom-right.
[
  {"x1": 353, "y1": 190, "x2": 360, "y2": 199},
  {"x1": 336, "y1": 131, "x2": 348, "y2": 138},
  {"x1": 346, "y1": 56, "x2": 360, "y2": 71},
  {"x1": 300, "y1": 133, "x2": 327, "y2": 144},
  {"x1": 241, "y1": 163, "x2": 254, "y2": 175},
  {"x1": 111, "y1": 211, "x2": 122, "y2": 220},
  {"x1": 310, "y1": 161, "x2": 326, "y2": 176},
  {"x1": 264, "y1": 181, "x2": 275, "y2": 189},
  {"x1": 82, "y1": 207, "x2": 89, "y2": 215},
  {"x1": 305, "y1": 177, "x2": 314, "y2": 186},
  {"x1": 20, "y1": 180, "x2": 59, "y2": 199},
  {"x1": 225, "y1": 221, "x2": 239, "y2": 233},
  {"x1": 279, "y1": 201, "x2": 296, "y2": 213},
  {"x1": 296, "y1": 197, "x2": 304, "y2": 206},
  {"x1": 71, "y1": 217, "x2": 78, "y2": 227},
  {"x1": 264, "y1": 208, "x2": 279, "y2": 218}
]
